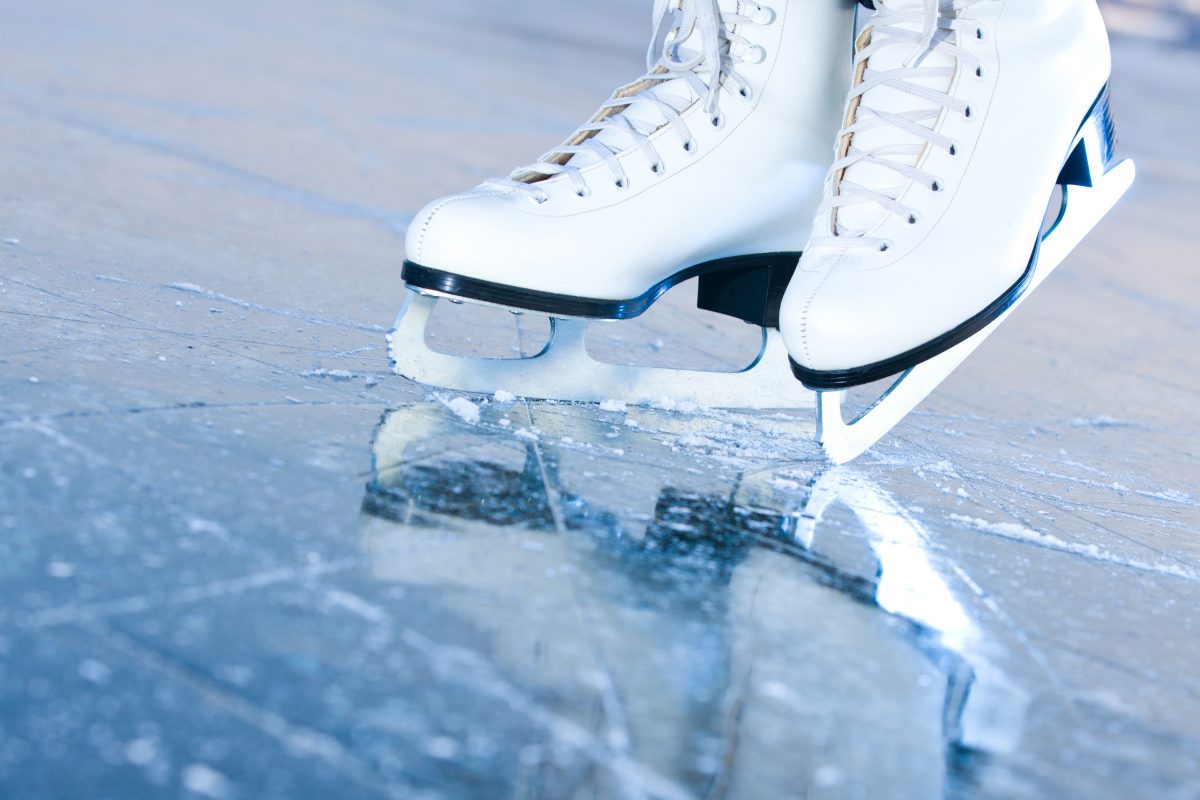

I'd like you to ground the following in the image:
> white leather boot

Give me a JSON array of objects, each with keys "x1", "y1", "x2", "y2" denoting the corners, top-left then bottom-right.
[
  {"x1": 782, "y1": 0, "x2": 1118, "y2": 388},
  {"x1": 403, "y1": 0, "x2": 855, "y2": 323}
]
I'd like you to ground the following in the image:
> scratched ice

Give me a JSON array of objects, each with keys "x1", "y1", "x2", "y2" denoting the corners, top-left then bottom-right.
[{"x1": 1, "y1": 1, "x2": 1198, "y2": 798}]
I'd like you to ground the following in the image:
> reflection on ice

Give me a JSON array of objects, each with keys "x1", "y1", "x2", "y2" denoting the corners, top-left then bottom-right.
[
  {"x1": 801, "y1": 468, "x2": 975, "y2": 649},
  {"x1": 358, "y1": 402, "x2": 1027, "y2": 797}
]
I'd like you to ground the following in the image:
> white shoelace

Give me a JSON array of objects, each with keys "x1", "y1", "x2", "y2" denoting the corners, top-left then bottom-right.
[
  {"x1": 813, "y1": 0, "x2": 987, "y2": 251},
  {"x1": 483, "y1": 0, "x2": 772, "y2": 203}
]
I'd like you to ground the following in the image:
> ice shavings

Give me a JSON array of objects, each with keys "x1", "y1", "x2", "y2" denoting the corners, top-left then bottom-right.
[
  {"x1": 1064, "y1": 416, "x2": 1137, "y2": 429},
  {"x1": 182, "y1": 764, "x2": 233, "y2": 800},
  {"x1": 437, "y1": 395, "x2": 481, "y2": 425},
  {"x1": 950, "y1": 514, "x2": 1198, "y2": 580},
  {"x1": 301, "y1": 368, "x2": 356, "y2": 381}
]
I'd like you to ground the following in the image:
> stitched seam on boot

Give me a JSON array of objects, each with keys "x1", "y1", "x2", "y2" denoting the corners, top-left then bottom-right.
[
  {"x1": 799, "y1": 268, "x2": 835, "y2": 366},
  {"x1": 412, "y1": 193, "x2": 504, "y2": 262}
]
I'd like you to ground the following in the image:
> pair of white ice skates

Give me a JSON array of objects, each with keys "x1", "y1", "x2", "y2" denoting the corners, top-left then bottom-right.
[{"x1": 391, "y1": 0, "x2": 1135, "y2": 463}]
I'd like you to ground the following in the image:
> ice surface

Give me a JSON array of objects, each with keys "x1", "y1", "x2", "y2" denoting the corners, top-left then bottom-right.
[{"x1": 0, "y1": 1, "x2": 1197, "y2": 799}]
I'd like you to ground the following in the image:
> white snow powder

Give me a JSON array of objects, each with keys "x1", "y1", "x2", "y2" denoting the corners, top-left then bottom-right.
[
  {"x1": 46, "y1": 562, "x2": 76, "y2": 579},
  {"x1": 493, "y1": 389, "x2": 516, "y2": 403},
  {"x1": 300, "y1": 368, "x2": 355, "y2": 381},
  {"x1": 182, "y1": 764, "x2": 233, "y2": 800},
  {"x1": 599, "y1": 399, "x2": 627, "y2": 413},
  {"x1": 440, "y1": 396, "x2": 481, "y2": 425},
  {"x1": 1064, "y1": 416, "x2": 1135, "y2": 429},
  {"x1": 950, "y1": 514, "x2": 1197, "y2": 579},
  {"x1": 77, "y1": 659, "x2": 112, "y2": 685}
]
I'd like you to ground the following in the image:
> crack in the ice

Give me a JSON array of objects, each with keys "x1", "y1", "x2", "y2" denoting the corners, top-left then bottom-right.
[
  {"x1": 0, "y1": 307, "x2": 358, "y2": 355},
  {"x1": 85, "y1": 622, "x2": 421, "y2": 800},
  {"x1": 15, "y1": 560, "x2": 356, "y2": 629},
  {"x1": 165, "y1": 282, "x2": 386, "y2": 333},
  {"x1": 0, "y1": 397, "x2": 390, "y2": 425},
  {"x1": 395, "y1": 625, "x2": 696, "y2": 800},
  {"x1": 311, "y1": 584, "x2": 693, "y2": 800}
]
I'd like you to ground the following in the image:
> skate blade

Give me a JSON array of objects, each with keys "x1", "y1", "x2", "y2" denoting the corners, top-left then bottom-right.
[
  {"x1": 816, "y1": 155, "x2": 1136, "y2": 464},
  {"x1": 388, "y1": 291, "x2": 816, "y2": 409}
]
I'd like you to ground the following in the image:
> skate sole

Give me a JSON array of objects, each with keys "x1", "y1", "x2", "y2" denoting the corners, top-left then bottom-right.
[
  {"x1": 790, "y1": 85, "x2": 1116, "y2": 392},
  {"x1": 401, "y1": 252, "x2": 801, "y2": 325},
  {"x1": 790, "y1": 251, "x2": 1038, "y2": 390}
]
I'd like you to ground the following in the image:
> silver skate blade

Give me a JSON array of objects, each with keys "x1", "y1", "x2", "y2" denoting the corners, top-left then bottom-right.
[
  {"x1": 389, "y1": 291, "x2": 815, "y2": 409},
  {"x1": 817, "y1": 158, "x2": 1137, "y2": 464}
]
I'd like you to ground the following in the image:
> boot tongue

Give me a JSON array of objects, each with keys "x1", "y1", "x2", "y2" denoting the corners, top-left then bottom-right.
[
  {"x1": 563, "y1": 0, "x2": 739, "y2": 170},
  {"x1": 834, "y1": 2, "x2": 957, "y2": 235}
]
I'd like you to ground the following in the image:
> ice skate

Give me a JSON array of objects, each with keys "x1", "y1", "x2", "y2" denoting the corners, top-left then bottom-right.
[
  {"x1": 780, "y1": 0, "x2": 1136, "y2": 462},
  {"x1": 391, "y1": 0, "x2": 855, "y2": 408}
]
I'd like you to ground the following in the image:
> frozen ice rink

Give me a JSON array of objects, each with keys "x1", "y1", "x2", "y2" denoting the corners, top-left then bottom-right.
[{"x1": 1, "y1": 1, "x2": 1198, "y2": 797}]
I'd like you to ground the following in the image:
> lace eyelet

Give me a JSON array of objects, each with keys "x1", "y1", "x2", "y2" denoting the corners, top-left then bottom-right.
[
  {"x1": 975, "y1": 65, "x2": 985, "y2": 79},
  {"x1": 907, "y1": 213, "x2": 920, "y2": 225},
  {"x1": 710, "y1": 114, "x2": 725, "y2": 129},
  {"x1": 683, "y1": 140, "x2": 697, "y2": 154},
  {"x1": 753, "y1": 6, "x2": 776, "y2": 25},
  {"x1": 531, "y1": 190, "x2": 550, "y2": 205},
  {"x1": 742, "y1": 45, "x2": 766, "y2": 65},
  {"x1": 963, "y1": 105, "x2": 974, "y2": 120},
  {"x1": 931, "y1": 180, "x2": 943, "y2": 193},
  {"x1": 575, "y1": 187, "x2": 591, "y2": 198},
  {"x1": 650, "y1": 163, "x2": 664, "y2": 175},
  {"x1": 614, "y1": 178, "x2": 628, "y2": 190},
  {"x1": 976, "y1": 27, "x2": 985, "y2": 40},
  {"x1": 878, "y1": 241, "x2": 893, "y2": 253},
  {"x1": 948, "y1": 143, "x2": 959, "y2": 156},
  {"x1": 739, "y1": 86, "x2": 752, "y2": 99}
]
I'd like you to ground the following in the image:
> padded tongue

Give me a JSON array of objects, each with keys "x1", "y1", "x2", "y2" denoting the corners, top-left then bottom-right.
[{"x1": 835, "y1": 0, "x2": 956, "y2": 234}]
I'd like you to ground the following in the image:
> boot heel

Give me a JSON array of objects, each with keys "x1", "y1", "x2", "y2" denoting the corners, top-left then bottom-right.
[
  {"x1": 1057, "y1": 85, "x2": 1118, "y2": 188},
  {"x1": 695, "y1": 253, "x2": 799, "y2": 328}
]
